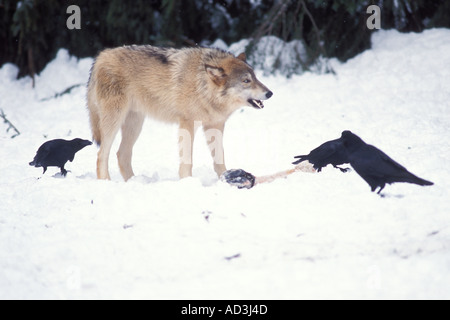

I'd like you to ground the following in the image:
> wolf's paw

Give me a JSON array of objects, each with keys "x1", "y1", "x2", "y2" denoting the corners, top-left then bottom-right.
[{"x1": 220, "y1": 169, "x2": 256, "y2": 189}]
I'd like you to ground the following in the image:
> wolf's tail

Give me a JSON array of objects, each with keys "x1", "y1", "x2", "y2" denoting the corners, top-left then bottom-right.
[
  {"x1": 89, "y1": 107, "x2": 101, "y2": 146},
  {"x1": 87, "y1": 81, "x2": 101, "y2": 146}
]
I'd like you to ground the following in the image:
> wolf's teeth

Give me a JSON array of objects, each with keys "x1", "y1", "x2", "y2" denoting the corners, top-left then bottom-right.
[{"x1": 248, "y1": 99, "x2": 264, "y2": 109}]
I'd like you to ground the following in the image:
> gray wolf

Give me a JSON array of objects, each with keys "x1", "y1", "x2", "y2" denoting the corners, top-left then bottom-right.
[
  {"x1": 87, "y1": 45, "x2": 273, "y2": 181},
  {"x1": 29, "y1": 138, "x2": 92, "y2": 176}
]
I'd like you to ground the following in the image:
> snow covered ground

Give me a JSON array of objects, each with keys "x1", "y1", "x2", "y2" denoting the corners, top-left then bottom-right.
[{"x1": 0, "y1": 29, "x2": 449, "y2": 300}]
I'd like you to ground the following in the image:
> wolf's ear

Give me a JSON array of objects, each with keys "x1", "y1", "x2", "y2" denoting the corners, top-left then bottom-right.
[
  {"x1": 205, "y1": 65, "x2": 227, "y2": 86},
  {"x1": 237, "y1": 52, "x2": 246, "y2": 62}
]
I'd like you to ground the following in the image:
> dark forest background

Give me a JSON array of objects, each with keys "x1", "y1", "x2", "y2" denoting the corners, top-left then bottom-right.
[{"x1": 1, "y1": 0, "x2": 449, "y2": 80}]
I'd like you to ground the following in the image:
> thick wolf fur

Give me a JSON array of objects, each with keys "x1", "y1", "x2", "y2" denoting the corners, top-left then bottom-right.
[{"x1": 87, "y1": 45, "x2": 272, "y2": 181}]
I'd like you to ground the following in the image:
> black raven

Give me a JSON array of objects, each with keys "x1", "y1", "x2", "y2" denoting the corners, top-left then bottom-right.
[
  {"x1": 292, "y1": 132, "x2": 350, "y2": 172},
  {"x1": 341, "y1": 131, "x2": 434, "y2": 193},
  {"x1": 29, "y1": 138, "x2": 92, "y2": 176}
]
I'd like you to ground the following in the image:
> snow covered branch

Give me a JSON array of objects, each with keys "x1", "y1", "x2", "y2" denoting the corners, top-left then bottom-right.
[
  {"x1": 0, "y1": 108, "x2": 20, "y2": 139},
  {"x1": 39, "y1": 83, "x2": 84, "y2": 102}
]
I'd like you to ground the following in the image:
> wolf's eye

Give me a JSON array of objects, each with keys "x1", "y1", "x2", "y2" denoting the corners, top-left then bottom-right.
[{"x1": 243, "y1": 79, "x2": 251, "y2": 84}]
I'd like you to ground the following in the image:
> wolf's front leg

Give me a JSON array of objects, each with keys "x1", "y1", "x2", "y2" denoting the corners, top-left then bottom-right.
[
  {"x1": 203, "y1": 122, "x2": 226, "y2": 177},
  {"x1": 178, "y1": 120, "x2": 197, "y2": 178}
]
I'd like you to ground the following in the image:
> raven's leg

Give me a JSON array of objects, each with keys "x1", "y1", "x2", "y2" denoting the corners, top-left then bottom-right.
[
  {"x1": 43, "y1": 167, "x2": 47, "y2": 174},
  {"x1": 377, "y1": 184, "x2": 385, "y2": 194},
  {"x1": 60, "y1": 165, "x2": 68, "y2": 177}
]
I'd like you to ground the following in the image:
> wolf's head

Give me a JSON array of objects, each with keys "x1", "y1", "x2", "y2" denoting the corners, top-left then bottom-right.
[{"x1": 205, "y1": 51, "x2": 273, "y2": 110}]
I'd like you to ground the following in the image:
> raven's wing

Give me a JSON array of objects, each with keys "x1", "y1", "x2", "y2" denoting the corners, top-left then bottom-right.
[
  {"x1": 30, "y1": 141, "x2": 54, "y2": 166},
  {"x1": 310, "y1": 139, "x2": 348, "y2": 162},
  {"x1": 58, "y1": 144, "x2": 78, "y2": 163},
  {"x1": 350, "y1": 145, "x2": 433, "y2": 188},
  {"x1": 347, "y1": 147, "x2": 386, "y2": 191},
  {"x1": 358, "y1": 145, "x2": 400, "y2": 170},
  {"x1": 350, "y1": 145, "x2": 405, "y2": 177},
  {"x1": 375, "y1": 147, "x2": 433, "y2": 185},
  {"x1": 294, "y1": 139, "x2": 349, "y2": 167},
  {"x1": 36, "y1": 140, "x2": 72, "y2": 167},
  {"x1": 293, "y1": 141, "x2": 330, "y2": 164}
]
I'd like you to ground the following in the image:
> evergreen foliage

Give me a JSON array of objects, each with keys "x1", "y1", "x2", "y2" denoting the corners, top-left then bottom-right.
[{"x1": 0, "y1": 0, "x2": 449, "y2": 79}]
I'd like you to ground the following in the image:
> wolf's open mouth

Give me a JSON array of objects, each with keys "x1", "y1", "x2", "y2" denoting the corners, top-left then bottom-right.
[{"x1": 248, "y1": 99, "x2": 264, "y2": 109}]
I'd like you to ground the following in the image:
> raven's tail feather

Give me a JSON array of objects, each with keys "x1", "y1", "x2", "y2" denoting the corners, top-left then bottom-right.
[
  {"x1": 411, "y1": 176, "x2": 434, "y2": 186},
  {"x1": 401, "y1": 173, "x2": 434, "y2": 186},
  {"x1": 292, "y1": 155, "x2": 308, "y2": 165}
]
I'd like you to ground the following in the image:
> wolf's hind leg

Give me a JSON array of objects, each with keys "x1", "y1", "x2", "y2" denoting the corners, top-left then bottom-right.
[
  {"x1": 117, "y1": 111, "x2": 145, "y2": 181},
  {"x1": 97, "y1": 131, "x2": 118, "y2": 180},
  {"x1": 96, "y1": 98, "x2": 128, "y2": 180}
]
